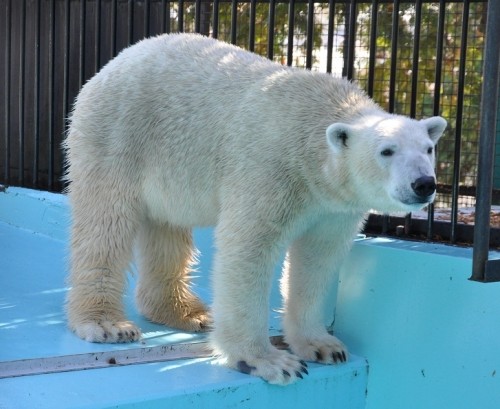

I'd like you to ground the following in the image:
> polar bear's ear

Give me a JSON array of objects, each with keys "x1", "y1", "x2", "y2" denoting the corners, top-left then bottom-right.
[
  {"x1": 420, "y1": 116, "x2": 447, "y2": 144},
  {"x1": 326, "y1": 123, "x2": 353, "y2": 153}
]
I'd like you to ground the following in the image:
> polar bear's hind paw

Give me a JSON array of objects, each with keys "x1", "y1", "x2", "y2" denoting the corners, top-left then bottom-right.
[{"x1": 74, "y1": 320, "x2": 141, "y2": 343}]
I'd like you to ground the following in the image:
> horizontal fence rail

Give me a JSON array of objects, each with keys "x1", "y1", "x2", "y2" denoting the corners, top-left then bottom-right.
[{"x1": 1, "y1": 1, "x2": 498, "y2": 269}]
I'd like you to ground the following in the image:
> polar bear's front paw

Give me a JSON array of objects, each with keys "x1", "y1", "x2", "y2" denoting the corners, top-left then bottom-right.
[
  {"x1": 231, "y1": 348, "x2": 309, "y2": 385},
  {"x1": 73, "y1": 320, "x2": 141, "y2": 343},
  {"x1": 287, "y1": 333, "x2": 348, "y2": 365}
]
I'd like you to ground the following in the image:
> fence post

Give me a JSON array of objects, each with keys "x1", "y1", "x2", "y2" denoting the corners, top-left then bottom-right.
[{"x1": 471, "y1": 0, "x2": 500, "y2": 282}]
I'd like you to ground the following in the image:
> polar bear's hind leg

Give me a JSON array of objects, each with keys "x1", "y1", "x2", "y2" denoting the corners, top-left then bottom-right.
[
  {"x1": 66, "y1": 174, "x2": 141, "y2": 343},
  {"x1": 135, "y1": 219, "x2": 211, "y2": 332}
]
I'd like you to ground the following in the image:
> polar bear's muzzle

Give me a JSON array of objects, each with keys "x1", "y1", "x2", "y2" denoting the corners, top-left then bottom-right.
[
  {"x1": 411, "y1": 176, "x2": 436, "y2": 201},
  {"x1": 391, "y1": 175, "x2": 438, "y2": 210}
]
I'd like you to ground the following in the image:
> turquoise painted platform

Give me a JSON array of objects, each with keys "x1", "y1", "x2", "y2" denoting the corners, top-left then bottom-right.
[{"x1": 0, "y1": 187, "x2": 367, "y2": 408}]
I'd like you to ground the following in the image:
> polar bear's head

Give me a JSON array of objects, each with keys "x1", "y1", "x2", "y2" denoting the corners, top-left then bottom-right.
[{"x1": 326, "y1": 114, "x2": 447, "y2": 213}]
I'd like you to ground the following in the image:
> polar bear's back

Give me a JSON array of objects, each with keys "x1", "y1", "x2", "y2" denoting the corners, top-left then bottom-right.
[
  {"x1": 72, "y1": 33, "x2": 283, "y2": 126},
  {"x1": 68, "y1": 34, "x2": 289, "y2": 161}
]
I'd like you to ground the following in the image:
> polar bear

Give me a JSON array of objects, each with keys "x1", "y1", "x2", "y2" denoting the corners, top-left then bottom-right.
[{"x1": 64, "y1": 33, "x2": 446, "y2": 385}]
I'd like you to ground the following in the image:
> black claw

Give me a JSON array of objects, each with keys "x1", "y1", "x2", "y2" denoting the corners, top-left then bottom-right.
[
  {"x1": 295, "y1": 371, "x2": 303, "y2": 379},
  {"x1": 237, "y1": 361, "x2": 256, "y2": 375},
  {"x1": 117, "y1": 331, "x2": 123, "y2": 339},
  {"x1": 283, "y1": 369, "x2": 291, "y2": 378},
  {"x1": 315, "y1": 351, "x2": 322, "y2": 361},
  {"x1": 341, "y1": 351, "x2": 347, "y2": 362},
  {"x1": 299, "y1": 360, "x2": 307, "y2": 367},
  {"x1": 332, "y1": 352, "x2": 338, "y2": 363},
  {"x1": 301, "y1": 366, "x2": 309, "y2": 375}
]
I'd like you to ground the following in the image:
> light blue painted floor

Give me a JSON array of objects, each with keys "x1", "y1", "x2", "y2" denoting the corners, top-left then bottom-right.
[{"x1": 0, "y1": 220, "x2": 206, "y2": 362}]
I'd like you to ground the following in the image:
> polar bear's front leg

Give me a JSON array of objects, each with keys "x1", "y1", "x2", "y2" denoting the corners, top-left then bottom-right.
[
  {"x1": 210, "y1": 220, "x2": 308, "y2": 385},
  {"x1": 282, "y1": 214, "x2": 363, "y2": 364}
]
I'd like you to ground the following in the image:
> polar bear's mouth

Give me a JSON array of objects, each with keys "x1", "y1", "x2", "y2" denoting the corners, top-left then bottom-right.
[
  {"x1": 401, "y1": 196, "x2": 435, "y2": 208},
  {"x1": 384, "y1": 192, "x2": 434, "y2": 213},
  {"x1": 397, "y1": 193, "x2": 436, "y2": 210}
]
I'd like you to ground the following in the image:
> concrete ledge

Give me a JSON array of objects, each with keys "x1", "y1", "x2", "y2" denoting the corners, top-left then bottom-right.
[{"x1": 0, "y1": 355, "x2": 368, "y2": 409}]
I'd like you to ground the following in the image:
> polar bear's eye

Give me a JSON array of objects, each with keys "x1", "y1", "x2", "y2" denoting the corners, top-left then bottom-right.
[
  {"x1": 381, "y1": 148, "x2": 395, "y2": 157},
  {"x1": 427, "y1": 147, "x2": 433, "y2": 154}
]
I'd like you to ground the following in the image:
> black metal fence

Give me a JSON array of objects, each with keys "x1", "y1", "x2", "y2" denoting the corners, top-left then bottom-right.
[{"x1": 1, "y1": 0, "x2": 499, "y2": 277}]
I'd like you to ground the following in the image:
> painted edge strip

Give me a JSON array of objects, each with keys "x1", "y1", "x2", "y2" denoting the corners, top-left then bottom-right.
[{"x1": 0, "y1": 336, "x2": 286, "y2": 379}]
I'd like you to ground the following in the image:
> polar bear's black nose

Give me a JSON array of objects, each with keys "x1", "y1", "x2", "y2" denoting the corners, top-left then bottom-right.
[{"x1": 411, "y1": 176, "x2": 436, "y2": 198}]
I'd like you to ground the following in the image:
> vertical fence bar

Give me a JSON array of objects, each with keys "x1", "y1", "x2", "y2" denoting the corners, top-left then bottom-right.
[
  {"x1": 450, "y1": 0, "x2": 470, "y2": 243},
  {"x1": 344, "y1": 0, "x2": 356, "y2": 80},
  {"x1": 433, "y1": 2, "x2": 445, "y2": 118},
  {"x1": 128, "y1": 0, "x2": 134, "y2": 41},
  {"x1": 287, "y1": 0, "x2": 295, "y2": 66},
  {"x1": 267, "y1": 0, "x2": 276, "y2": 60},
  {"x1": 112, "y1": 0, "x2": 118, "y2": 53},
  {"x1": 48, "y1": 0, "x2": 56, "y2": 190},
  {"x1": 212, "y1": 0, "x2": 219, "y2": 38},
  {"x1": 18, "y1": 0, "x2": 26, "y2": 185},
  {"x1": 409, "y1": 0, "x2": 422, "y2": 119},
  {"x1": 249, "y1": 0, "x2": 256, "y2": 51},
  {"x1": 427, "y1": 0, "x2": 446, "y2": 240},
  {"x1": 325, "y1": 0, "x2": 335, "y2": 74},
  {"x1": 388, "y1": 0, "x2": 400, "y2": 114},
  {"x1": 471, "y1": 0, "x2": 500, "y2": 282},
  {"x1": 95, "y1": 0, "x2": 101, "y2": 71},
  {"x1": 62, "y1": 0, "x2": 70, "y2": 190},
  {"x1": 63, "y1": 0, "x2": 70, "y2": 125},
  {"x1": 144, "y1": 0, "x2": 150, "y2": 36},
  {"x1": 79, "y1": 0, "x2": 86, "y2": 87},
  {"x1": 195, "y1": 0, "x2": 201, "y2": 33},
  {"x1": 177, "y1": 0, "x2": 184, "y2": 33},
  {"x1": 382, "y1": 0, "x2": 401, "y2": 234},
  {"x1": 305, "y1": 0, "x2": 314, "y2": 69},
  {"x1": 3, "y1": 0, "x2": 11, "y2": 183},
  {"x1": 33, "y1": 0, "x2": 41, "y2": 186},
  {"x1": 160, "y1": 0, "x2": 166, "y2": 33},
  {"x1": 200, "y1": 2, "x2": 210, "y2": 36},
  {"x1": 367, "y1": 0, "x2": 378, "y2": 97},
  {"x1": 403, "y1": 0, "x2": 423, "y2": 238},
  {"x1": 230, "y1": 0, "x2": 237, "y2": 44}
]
